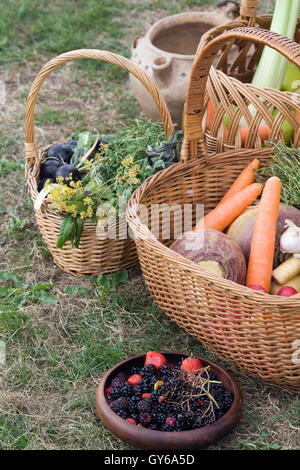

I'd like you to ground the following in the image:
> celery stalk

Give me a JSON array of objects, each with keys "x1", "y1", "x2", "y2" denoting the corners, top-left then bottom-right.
[{"x1": 240, "y1": 0, "x2": 300, "y2": 128}]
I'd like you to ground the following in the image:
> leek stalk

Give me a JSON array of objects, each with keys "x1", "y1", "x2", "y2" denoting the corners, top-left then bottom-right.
[{"x1": 240, "y1": 0, "x2": 300, "y2": 127}]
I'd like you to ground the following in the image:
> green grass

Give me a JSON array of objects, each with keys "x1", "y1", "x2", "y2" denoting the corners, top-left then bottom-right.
[{"x1": 0, "y1": 0, "x2": 296, "y2": 452}]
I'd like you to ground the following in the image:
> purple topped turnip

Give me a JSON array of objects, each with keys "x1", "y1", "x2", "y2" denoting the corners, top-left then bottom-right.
[{"x1": 171, "y1": 229, "x2": 247, "y2": 285}]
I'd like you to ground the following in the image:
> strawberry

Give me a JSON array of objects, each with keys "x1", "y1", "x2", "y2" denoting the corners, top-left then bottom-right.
[
  {"x1": 144, "y1": 351, "x2": 167, "y2": 370},
  {"x1": 180, "y1": 356, "x2": 203, "y2": 374},
  {"x1": 126, "y1": 418, "x2": 137, "y2": 425},
  {"x1": 127, "y1": 374, "x2": 142, "y2": 386},
  {"x1": 105, "y1": 386, "x2": 112, "y2": 398},
  {"x1": 142, "y1": 393, "x2": 152, "y2": 400}
]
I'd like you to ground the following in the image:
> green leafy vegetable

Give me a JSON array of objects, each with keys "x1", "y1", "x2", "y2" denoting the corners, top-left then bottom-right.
[
  {"x1": 258, "y1": 142, "x2": 300, "y2": 209},
  {"x1": 70, "y1": 131, "x2": 98, "y2": 167}
]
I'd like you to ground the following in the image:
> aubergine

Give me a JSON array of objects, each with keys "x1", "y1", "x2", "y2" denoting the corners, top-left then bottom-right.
[
  {"x1": 38, "y1": 176, "x2": 55, "y2": 192},
  {"x1": 40, "y1": 159, "x2": 62, "y2": 179},
  {"x1": 48, "y1": 144, "x2": 74, "y2": 163},
  {"x1": 55, "y1": 164, "x2": 81, "y2": 185}
]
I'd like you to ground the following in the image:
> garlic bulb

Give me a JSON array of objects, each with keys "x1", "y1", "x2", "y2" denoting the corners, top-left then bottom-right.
[{"x1": 280, "y1": 219, "x2": 300, "y2": 257}]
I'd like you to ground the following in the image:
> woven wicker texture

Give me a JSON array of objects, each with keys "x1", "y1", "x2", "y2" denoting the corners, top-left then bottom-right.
[
  {"x1": 193, "y1": 0, "x2": 300, "y2": 153},
  {"x1": 25, "y1": 49, "x2": 174, "y2": 276},
  {"x1": 127, "y1": 28, "x2": 300, "y2": 391}
]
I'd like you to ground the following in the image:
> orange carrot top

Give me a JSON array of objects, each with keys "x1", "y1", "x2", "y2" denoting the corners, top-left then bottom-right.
[
  {"x1": 246, "y1": 176, "x2": 281, "y2": 293},
  {"x1": 194, "y1": 182, "x2": 263, "y2": 232}
]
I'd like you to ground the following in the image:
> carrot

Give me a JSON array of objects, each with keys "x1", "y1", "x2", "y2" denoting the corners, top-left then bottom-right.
[
  {"x1": 219, "y1": 158, "x2": 260, "y2": 204},
  {"x1": 246, "y1": 177, "x2": 281, "y2": 293},
  {"x1": 240, "y1": 125, "x2": 271, "y2": 146},
  {"x1": 205, "y1": 100, "x2": 228, "y2": 140},
  {"x1": 193, "y1": 183, "x2": 263, "y2": 232},
  {"x1": 206, "y1": 99, "x2": 215, "y2": 131}
]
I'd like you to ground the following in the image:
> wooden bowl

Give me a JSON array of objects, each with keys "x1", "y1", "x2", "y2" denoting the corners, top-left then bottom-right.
[{"x1": 95, "y1": 352, "x2": 243, "y2": 450}]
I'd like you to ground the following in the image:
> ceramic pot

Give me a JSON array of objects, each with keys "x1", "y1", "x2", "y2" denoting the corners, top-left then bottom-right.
[{"x1": 130, "y1": 10, "x2": 238, "y2": 129}]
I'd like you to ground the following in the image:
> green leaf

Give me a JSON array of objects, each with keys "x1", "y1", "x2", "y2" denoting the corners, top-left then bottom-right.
[
  {"x1": 64, "y1": 285, "x2": 92, "y2": 296},
  {"x1": 57, "y1": 214, "x2": 74, "y2": 249},
  {"x1": 73, "y1": 217, "x2": 83, "y2": 248},
  {"x1": 34, "y1": 290, "x2": 58, "y2": 304},
  {"x1": 0, "y1": 272, "x2": 23, "y2": 287},
  {"x1": 111, "y1": 269, "x2": 129, "y2": 286}
]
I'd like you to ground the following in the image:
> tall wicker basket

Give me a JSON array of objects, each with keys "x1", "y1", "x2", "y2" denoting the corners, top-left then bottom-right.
[
  {"x1": 25, "y1": 49, "x2": 174, "y2": 276},
  {"x1": 127, "y1": 28, "x2": 300, "y2": 391},
  {"x1": 194, "y1": 0, "x2": 300, "y2": 153}
]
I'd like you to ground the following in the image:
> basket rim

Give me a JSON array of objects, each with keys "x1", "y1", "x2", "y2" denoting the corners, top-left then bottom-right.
[{"x1": 126, "y1": 147, "x2": 300, "y2": 307}]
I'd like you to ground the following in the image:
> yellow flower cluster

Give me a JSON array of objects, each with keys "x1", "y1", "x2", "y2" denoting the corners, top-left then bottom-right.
[
  {"x1": 117, "y1": 157, "x2": 140, "y2": 186},
  {"x1": 121, "y1": 156, "x2": 134, "y2": 168},
  {"x1": 46, "y1": 179, "x2": 95, "y2": 220}
]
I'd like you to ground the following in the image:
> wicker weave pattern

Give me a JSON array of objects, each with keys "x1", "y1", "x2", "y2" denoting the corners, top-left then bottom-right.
[
  {"x1": 183, "y1": 27, "x2": 300, "y2": 161},
  {"x1": 25, "y1": 49, "x2": 174, "y2": 276},
  {"x1": 127, "y1": 29, "x2": 300, "y2": 390},
  {"x1": 193, "y1": 0, "x2": 300, "y2": 154}
]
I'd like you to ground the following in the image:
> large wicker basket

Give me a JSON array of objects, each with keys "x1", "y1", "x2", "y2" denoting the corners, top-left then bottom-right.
[
  {"x1": 25, "y1": 49, "x2": 174, "y2": 276},
  {"x1": 195, "y1": 0, "x2": 300, "y2": 153},
  {"x1": 127, "y1": 28, "x2": 300, "y2": 391}
]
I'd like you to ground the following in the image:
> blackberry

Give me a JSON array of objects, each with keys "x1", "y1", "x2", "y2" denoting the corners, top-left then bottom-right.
[
  {"x1": 160, "y1": 423, "x2": 174, "y2": 432},
  {"x1": 128, "y1": 399, "x2": 138, "y2": 414},
  {"x1": 140, "y1": 364, "x2": 156, "y2": 377},
  {"x1": 139, "y1": 377, "x2": 151, "y2": 393},
  {"x1": 109, "y1": 387, "x2": 122, "y2": 399},
  {"x1": 116, "y1": 409, "x2": 129, "y2": 419},
  {"x1": 110, "y1": 397, "x2": 130, "y2": 412},
  {"x1": 148, "y1": 423, "x2": 159, "y2": 430},
  {"x1": 155, "y1": 411, "x2": 167, "y2": 424},
  {"x1": 120, "y1": 382, "x2": 132, "y2": 397},
  {"x1": 130, "y1": 366, "x2": 140, "y2": 375},
  {"x1": 137, "y1": 399, "x2": 151, "y2": 414},
  {"x1": 158, "y1": 365, "x2": 173, "y2": 379},
  {"x1": 111, "y1": 372, "x2": 126, "y2": 388},
  {"x1": 133, "y1": 384, "x2": 142, "y2": 396},
  {"x1": 139, "y1": 413, "x2": 152, "y2": 426}
]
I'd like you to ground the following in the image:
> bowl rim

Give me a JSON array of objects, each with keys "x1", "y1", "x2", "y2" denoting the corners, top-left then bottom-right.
[{"x1": 95, "y1": 351, "x2": 243, "y2": 449}]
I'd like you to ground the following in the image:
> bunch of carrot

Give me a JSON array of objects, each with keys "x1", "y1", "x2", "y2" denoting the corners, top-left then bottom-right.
[{"x1": 193, "y1": 158, "x2": 282, "y2": 294}]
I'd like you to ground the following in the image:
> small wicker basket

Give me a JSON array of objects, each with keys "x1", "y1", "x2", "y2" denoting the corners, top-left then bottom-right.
[
  {"x1": 195, "y1": 0, "x2": 300, "y2": 153},
  {"x1": 127, "y1": 28, "x2": 300, "y2": 391},
  {"x1": 25, "y1": 49, "x2": 174, "y2": 276}
]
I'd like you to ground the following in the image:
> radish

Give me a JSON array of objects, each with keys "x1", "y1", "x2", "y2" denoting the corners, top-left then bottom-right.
[
  {"x1": 278, "y1": 286, "x2": 298, "y2": 296},
  {"x1": 248, "y1": 284, "x2": 265, "y2": 292}
]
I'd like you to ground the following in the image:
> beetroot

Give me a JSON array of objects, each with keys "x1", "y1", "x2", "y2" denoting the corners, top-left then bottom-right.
[
  {"x1": 172, "y1": 229, "x2": 246, "y2": 285},
  {"x1": 227, "y1": 204, "x2": 300, "y2": 268}
]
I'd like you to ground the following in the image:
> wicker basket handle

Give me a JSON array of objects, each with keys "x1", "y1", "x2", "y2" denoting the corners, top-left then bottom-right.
[
  {"x1": 182, "y1": 27, "x2": 300, "y2": 163},
  {"x1": 25, "y1": 49, "x2": 174, "y2": 163},
  {"x1": 239, "y1": 0, "x2": 258, "y2": 25}
]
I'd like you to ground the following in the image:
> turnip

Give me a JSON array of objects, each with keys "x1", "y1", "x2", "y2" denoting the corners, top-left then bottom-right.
[{"x1": 171, "y1": 229, "x2": 246, "y2": 285}]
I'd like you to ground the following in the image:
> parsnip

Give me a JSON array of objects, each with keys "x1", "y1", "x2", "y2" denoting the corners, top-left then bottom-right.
[{"x1": 272, "y1": 256, "x2": 300, "y2": 285}]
